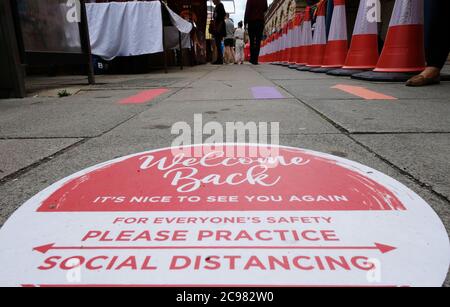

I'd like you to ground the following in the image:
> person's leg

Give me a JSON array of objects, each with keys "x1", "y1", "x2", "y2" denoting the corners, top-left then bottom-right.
[
  {"x1": 248, "y1": 22, "x2": 257, "y2": 64},
  {"x1": 253, "y1": 21, "x2": 264, "y2": 64},
  {"x1": 227, "y1": 46, "x2": 233, "y2": 64},
  {"x1": 230, "y1": 42, "x2": 236, "y2": 64},
  {"x1": 224, "y1": 45, "x2": 230, "y2": 64},
  {"x1": 214, "y1": 36, "x2": 224, "y2": 64},
  {"x1": 425, "y1": 0, "x2": 450, "y2": 70},
  {"x1": 407, "y1": 0, "x2": 450, "y2": 86},
  {"x1": 235, "y1": 41, "x2": 243, "y2": 64}
]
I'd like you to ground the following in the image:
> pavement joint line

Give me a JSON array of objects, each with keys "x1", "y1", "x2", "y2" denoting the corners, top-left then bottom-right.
[
  {"x1": 347, "y1": 136, "x2": 450, "y2": 205},
  {"x1": 349, "y1": 131, "x2": 450, "y2": 135},
  {"x1": 165, "y1": 98, "x2": 294, "y2": 102},
  {"x1": 257, "y1": 67, "x2": 450, "y2": 206},
  {"x1": 0, "y1": 138, "x2": 90, "y2": 187},
  {"x1": 310, "y1": 99, "x2": 450, "y2": 204},
  {"x1": 0, "y1": 136, "x2": 93, "y2": 140},
  {"x1": 0, "y1": 100, "x2": 162, "y2": 184},
  {"x1": 270, "y1": 78, "x2": 338, "y2": 81},
  {"x1": 81, "y1": 87, "x2": 187, "y2": 92},
  {"x1": 0, "y1": 68, "x2": 216, "y2": 185},
  {"x1": 299, "y1": 97, "x2": 449, "y2": 101},
  {"x1": 0, "y1": 112, "x2": 145, "y2": 186}
]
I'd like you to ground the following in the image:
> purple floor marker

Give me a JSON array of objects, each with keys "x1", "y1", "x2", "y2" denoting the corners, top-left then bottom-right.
[{"x1": 251, "y1": 86, "x2": 284, "y2": 99}]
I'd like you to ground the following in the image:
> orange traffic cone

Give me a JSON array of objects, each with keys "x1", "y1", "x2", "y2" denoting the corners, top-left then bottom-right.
[
  {"x1": 282, "y1": 22, "x2": 291, "y2": 66},
  {"x1": 287, "y1": 20, "x2": 295, "y2": 65},
  {"x1": 282, "y1": 22, "x2": 292, "y2": 66},
  {"x1": 271, "y1": 32, "x2": 281, "y2": 64},
  {"x1": 353, "y1": 0, "x2": 426, "y2": 82},
  {"x1": 313, "y1": 0, "x2": 348, "y2": 73},
  {"x1": 295, "y1": 6, "x2": 313, "y2": 69},
  {"x1": 288, "y1": 14, "x2": 303, "y2": 68},
  {"x1": 273, "y1": 34, "x2": 280, "y2": 64},
  {"x1": 271, "y1": 34, "x2": 277, "y2": 63},
  {"x1": 278, "y1": 26, "x2": 285, "y2": 64},
  {"x1": 259, "y1": 39, "x2": 267, "y2": 63},
  {"x1": 290, "y1": 13, "x2": 304, "y2": 68},
  {"x1": 277, "y1": 27, "x2": 287, "y2": 64},
  {"x1": 306, "y1": 0, "x2": 328, "y2": 69},
  {"x1": 287, "y1": 18, "x2": 297, "y2": 66},
  {"x1": 329, "y1": 0, "x2": 379, "y2": 76},
  {"x1": 263, "y1": 36, "x2": 270, "y2": 63}
]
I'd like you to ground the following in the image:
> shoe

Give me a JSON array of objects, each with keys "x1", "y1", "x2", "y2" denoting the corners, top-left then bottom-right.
[
  {"x1": 212, "y1": 61, "x2": 223, "y2": 65},
  {"x1": 406, "y1": 74, "x2": 440, "y2": 87}
]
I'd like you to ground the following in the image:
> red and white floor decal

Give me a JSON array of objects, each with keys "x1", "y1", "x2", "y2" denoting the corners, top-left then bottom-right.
[{"x1": 0, "y1": 144, "x2": 448, "y2": 287}]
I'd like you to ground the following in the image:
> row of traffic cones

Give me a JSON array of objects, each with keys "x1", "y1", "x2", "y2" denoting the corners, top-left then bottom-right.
[{"x1": 259, "y1": 0, "x2": 427, "y2": 82}]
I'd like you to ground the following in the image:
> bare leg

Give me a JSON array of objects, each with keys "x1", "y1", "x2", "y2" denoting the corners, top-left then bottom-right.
[{"x1": 419, "y1": 67, "x2": 441, "y2": 79}]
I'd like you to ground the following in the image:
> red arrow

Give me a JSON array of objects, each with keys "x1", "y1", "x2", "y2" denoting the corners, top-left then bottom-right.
[{"x1": 33, "y1": 243, "x2": 396, "y2": 254}]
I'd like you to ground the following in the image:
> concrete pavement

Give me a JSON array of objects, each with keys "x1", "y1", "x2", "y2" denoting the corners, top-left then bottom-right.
[{"x1": 0, "y1": 63, "x2": 449, "y2": 285}]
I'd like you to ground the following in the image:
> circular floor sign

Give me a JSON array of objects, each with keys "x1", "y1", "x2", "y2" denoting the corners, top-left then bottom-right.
[{"x1": 0, "y1": 144, "x2": 448, "y2": 287}]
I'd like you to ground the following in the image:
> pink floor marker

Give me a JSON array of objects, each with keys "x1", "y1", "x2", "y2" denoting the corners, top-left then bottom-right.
[
  {"x1": 119, "y1": 89, "x2": 169, "y2": 104},
  {"x1": 332, "y1": 84, "x2": 397, "y2": 100}
]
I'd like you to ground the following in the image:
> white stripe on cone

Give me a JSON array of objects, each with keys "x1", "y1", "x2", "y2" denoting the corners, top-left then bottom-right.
[{"x1": 353, "y1": 0, "x2": 378, "y2": 35}]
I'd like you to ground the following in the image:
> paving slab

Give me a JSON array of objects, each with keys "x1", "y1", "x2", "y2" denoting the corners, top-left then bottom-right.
[
  {"x1": 254, "y1": 65, "x2": 340, "y2": 81},
  {"x1": 165, "y1": 82, "x2": 292, "y2": 101},
  {"x1": 0, "y1": 63, "x2": 449, "y2": 286},
  {"x1": 196, "y1": 64, "x2": 267, "y2": 81},
  {"x1": 274, "y1": 78, "x2": 380, "y2": 100},
  {"x1": 0, "y1": 138, "x2": 82, "y2": 180},
  {"x1": 163, "y1": 65, "x2": 289, "y2": 101},
  {"x1": 299, "y1": 99, "x2": 450, "y2": 133},
  {"x1": 0, "y1": 90, "x2": 166, "y2": 138},
  {"x1": 275, "y1": 77, "x2": 450, "y2": 101},
  {"x1": 108, "y1": 98, "x2": 339, "y2": 136},
  {"x1": 1, "y1": 134, "x2": 449, "y2": 257},
  {"x1": 354, "y1": 134, "x2": 450, "y2": 200}
]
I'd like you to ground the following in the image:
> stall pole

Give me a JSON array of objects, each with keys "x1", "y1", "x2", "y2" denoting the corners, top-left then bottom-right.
[
  {"x1": 0, "y1": 0, "x2": 25, "y2": 98},
  {"x1": 79, "y1": 0, "x2": 95, "y2": 84},
  {"x1": 161, "y1": 2, "x2": 168, "y2": 73},
  {"x1": 179, "y1": 31, "x2": 184, "y2": 70}
]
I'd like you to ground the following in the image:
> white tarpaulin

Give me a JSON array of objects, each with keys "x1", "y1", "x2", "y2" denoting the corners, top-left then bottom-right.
[{"x1": 86, "y1": 1, "x2": 193, "y2": 60}]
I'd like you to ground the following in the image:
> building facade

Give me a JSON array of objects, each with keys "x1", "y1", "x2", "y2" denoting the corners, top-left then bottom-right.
[{"x1": 264, "y1": 0, "x2": 309, "y2": 36}]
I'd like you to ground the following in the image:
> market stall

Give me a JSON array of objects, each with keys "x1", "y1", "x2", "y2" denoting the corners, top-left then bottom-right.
[{"x1": 85, "y1": 1, "x2": 193, "y2": 72}]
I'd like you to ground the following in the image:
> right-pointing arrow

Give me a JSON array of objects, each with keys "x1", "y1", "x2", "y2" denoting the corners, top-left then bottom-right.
[{"x1": 374, "y1": 243, "x2": 397, "y2": 254}]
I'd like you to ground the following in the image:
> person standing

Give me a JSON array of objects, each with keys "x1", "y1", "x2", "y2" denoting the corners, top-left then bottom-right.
[
  {"x1": 406, "y1": 0, "x2": 450, "y2": 86},
  {"x1": 244, "y1": 0, "x2": 268, "y2": 65},
  {"x1": 212, "y1": 0, "x2": 226, "y2": 65},
  {"x1": 234, "y1": 21, "x2": 246, "y2": 65},
  {"x1": 224, "y1": 14, "x2": 236, "y2": 64}
]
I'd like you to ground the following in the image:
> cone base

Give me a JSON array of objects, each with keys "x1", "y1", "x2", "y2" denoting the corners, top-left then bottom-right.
[
  {"x1": 374, "y1": 67, "x2": 425, "y2": 73},
  {"x1": 297, "y1": 66, "x2": 313, "y2": 71},
  {"x1": 289, "y1": 64, "x2": 303, "y2": 69},
  {"x1": 342, "y1": 65, "x2": 376, "y2": 70},
  {"x1": 327, "y1": 68, "x2": 372, "y2": 77},
  {"x1": 280, "y1": 62, "x2": 291, "y2": 67},
  {"x1": 288, "y1": 65, "x2": 299, "y2": 69},
  {"x1": 441, "y1": 74, "x2": 450, "y2": 81},
  {"x1": 351, "y1": 71, "x2": 417, "y2": 82},
  {"x1": 310, "y1": 67, "x2": 336, "y2": 73}
]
